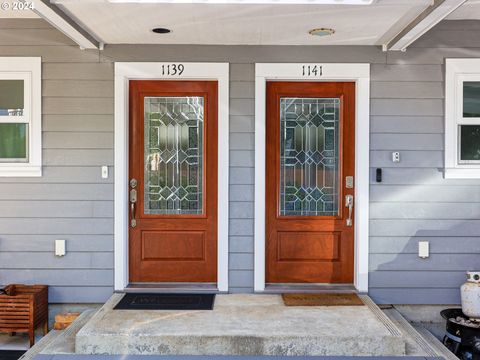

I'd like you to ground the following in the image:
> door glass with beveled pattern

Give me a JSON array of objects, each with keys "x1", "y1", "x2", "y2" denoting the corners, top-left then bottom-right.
[
  {"x1": 279, "y1": 97, "x2": 340, "y2": 216},
  {"x1": 144, "y1": 96, "x2": 204, "y2": 215}
]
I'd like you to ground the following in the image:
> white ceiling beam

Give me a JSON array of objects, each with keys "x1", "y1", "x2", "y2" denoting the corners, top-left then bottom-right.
[
  {"x1": 28, "y1": 0, "x2": 100, "y2": 49},
  {"x1": 386, "y1": 0, "x2": 467, "y2": 51}
]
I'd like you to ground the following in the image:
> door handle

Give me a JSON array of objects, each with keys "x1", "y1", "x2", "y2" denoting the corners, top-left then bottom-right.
[
  {"x1": 345, "y1": 194, "x2": 354, "y2": 227},
  {"x1": 130, "y1": 178, "x2": 137, "y2": 228}
]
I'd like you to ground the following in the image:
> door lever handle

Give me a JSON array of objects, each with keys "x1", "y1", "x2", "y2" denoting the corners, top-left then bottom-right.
[
  {"x1": 130, "y1": 179, "x2": 137, "y2": 228},
  {"x1": 345, "y1": 194, "x2": 354, "y2": 227}
]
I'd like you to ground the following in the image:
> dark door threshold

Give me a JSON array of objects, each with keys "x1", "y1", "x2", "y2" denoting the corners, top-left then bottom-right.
[
  {"x1": 123, "y1": 283, "x2": 221, "y2": 294},
  {"x1": 263, "y1": 283, "x2": 357, "y2": 294}
]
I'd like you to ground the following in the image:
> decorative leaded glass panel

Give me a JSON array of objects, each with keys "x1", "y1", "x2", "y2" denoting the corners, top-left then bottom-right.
[
  {"x1": 144, "y1": 96, "x2": 204, "y2": 215},
  {"x1": 279, "y1": 97, "x2": 340, "y2": 216}
]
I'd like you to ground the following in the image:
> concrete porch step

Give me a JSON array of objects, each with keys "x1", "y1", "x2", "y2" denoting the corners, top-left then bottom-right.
[{"x1": 74, "y1": 294, "x2": 406, "y2": 356}]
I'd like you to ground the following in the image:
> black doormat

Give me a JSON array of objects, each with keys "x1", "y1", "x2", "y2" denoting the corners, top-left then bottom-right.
[
  {"x1": 0, "y1": 350, "x2": 26, "y2": 360},
  {"x1": 113, "y1": 293, "x2": 215, "y2": 310}
]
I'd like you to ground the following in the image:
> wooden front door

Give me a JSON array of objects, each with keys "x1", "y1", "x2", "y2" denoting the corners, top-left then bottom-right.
[
  {"x1": 129, "y1": 80, "x2": 218, "y2": 283},
  {"x1": 266, "y1": 81, "x2": 355, "y2": 284}
]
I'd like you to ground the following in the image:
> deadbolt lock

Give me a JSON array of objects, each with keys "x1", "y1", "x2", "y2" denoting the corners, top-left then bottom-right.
[{"x1": 345, "y1": 176, "x2": 354, "y2": 189}]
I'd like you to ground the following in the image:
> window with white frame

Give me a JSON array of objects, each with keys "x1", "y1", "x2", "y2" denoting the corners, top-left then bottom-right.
[{"x1": 0, "y1": 57, "x2": 41, "y2": 177}]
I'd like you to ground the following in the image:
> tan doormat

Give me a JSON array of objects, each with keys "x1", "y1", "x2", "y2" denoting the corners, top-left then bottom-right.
[{"x1": 282, "y1": 293, "x2": 364, "y2": 306}]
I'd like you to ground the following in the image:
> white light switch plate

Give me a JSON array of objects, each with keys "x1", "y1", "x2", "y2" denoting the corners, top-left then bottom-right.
[
  {"x1": 55, "y1": 239, "x2": 66, "y2": 257},
  {"x1": 418, "y1": 241, "x2": 429, "y2": 258},
  {"x1": 101, "y1": 166, "x2": 109, "y2": 179}
]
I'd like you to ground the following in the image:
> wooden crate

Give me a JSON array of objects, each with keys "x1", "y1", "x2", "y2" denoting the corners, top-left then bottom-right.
[{"x1": 0, "y1": 284, "x2": 48, "y2": 347}]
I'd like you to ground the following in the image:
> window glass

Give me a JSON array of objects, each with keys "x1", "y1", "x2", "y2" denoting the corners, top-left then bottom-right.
[
  {"x1": 463, "y1": 82, "x2": 480, "y2": 118},
  {"x1": 0, "y1": 80, "x2": 24, "y2": 116},
  {"x1": 0, "y1": 123, "x2": 28, "y2": 161},
  {"x1": 460, "y1": 125, "x2": 480, "y2": 162}
]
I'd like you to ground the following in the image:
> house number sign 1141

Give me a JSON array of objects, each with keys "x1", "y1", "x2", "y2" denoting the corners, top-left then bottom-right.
[
  {"x1": 302, "y1": 65, "x2": 323, "y2": 77},
  {"x1": 161, "y1": 64, "x2": 185, "y2": 76}
]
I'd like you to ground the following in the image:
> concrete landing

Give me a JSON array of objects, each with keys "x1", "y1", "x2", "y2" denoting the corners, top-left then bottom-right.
[{"x1": 75, "y1": 294, "x2": 405, "y2": 356}]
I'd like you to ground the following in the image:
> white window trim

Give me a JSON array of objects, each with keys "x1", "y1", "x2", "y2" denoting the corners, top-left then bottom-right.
[
  {"x1": 0, "y1": 57, "x2": 41, "y2": 177},
  {"x1": 114, "y1": 62, "x2": 229, "y2": 291},
  {"x1": 254, "y1": 63, "x2": 370, "y2": 293},
  {"x1": 445, "y1": 59, "x2": 480, "y2": 179}
]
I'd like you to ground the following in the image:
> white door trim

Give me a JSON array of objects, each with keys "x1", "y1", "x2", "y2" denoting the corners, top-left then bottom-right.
[
  {"x1": 114, "y1": 62, "x2": 229, "y2": 291},
  {"x1": 254, "y1": 63, "x2": 370, "y2": 292}
]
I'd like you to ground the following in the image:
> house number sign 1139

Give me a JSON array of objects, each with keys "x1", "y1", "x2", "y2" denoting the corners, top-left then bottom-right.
[
  {"x1": 161, "y1": 64, "x2": 185, "y2": 76},
  {"x1": 302, "y1": 65, "x2": 323, "y2": 77}
]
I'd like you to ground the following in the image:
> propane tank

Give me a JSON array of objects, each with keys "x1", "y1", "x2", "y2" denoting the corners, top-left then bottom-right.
[{"x1": 461, "y1": 271, "x2": 480, "y2": 320}]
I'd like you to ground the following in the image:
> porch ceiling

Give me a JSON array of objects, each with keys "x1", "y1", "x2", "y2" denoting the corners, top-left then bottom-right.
[
  {"x1": 46, "y1": 0, "x2": 436, "y2": 45},
  {"x1": 447, "y1": 0, "x2": 480, "y2": 19}
]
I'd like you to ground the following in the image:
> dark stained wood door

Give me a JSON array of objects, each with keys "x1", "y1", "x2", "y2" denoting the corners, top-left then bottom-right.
[
  {"x1": 266, "y1": 82, "x2": 355, "y2": 284},
  {"x1": 129, "y1": 80, "x2": 218, "y2": 283}
]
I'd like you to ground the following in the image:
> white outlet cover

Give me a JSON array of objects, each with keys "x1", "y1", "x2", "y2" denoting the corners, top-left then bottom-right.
[
  {"x1": 418, "y1": 241, "x2": 429, "y2": 258},
  {"x1": 55, "y1": 239, "x2": 66, "y2": 257}
]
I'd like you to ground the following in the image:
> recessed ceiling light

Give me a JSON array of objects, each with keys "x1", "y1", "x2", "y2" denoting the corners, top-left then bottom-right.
[
  {"x1": 152, "y1": 27, "x2": 172, "y2": 34},
  {"x1": 309, "y1": 28, "x2": 335, "y2": 36}
]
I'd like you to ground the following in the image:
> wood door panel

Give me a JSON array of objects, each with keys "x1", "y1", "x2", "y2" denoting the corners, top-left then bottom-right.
[
  {"x1": 141, "y1": 231, "x2": 206, "y2": 261},
  {"x1": 266, "y1": 81, "x2": 355, "y2": 284},
  {"x1": 128, "y1": 80, "x2": 218, "y2": 283},
  {"x1": 277, "y1": 232, "x2": 340, "y2": 262}
]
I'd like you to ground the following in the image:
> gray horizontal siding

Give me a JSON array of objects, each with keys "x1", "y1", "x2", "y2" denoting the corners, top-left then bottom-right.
[
  {"x1": 371, "y1": 82, "x2": 443, "y2": 99},
  {"x1": 370, "y1": 202, "x2": 480, "y2": 219},
  {"x1": 370, "y1": 271, "x2": 467, "y2": 288},
  {"x1": 0, "y1": 20, "x2": 113, "y2": 303},
  {"x1": 371, "y1": 116, "x2": 443, "y2": 134},
  {"x1": 0, "y1": 235, "x2": 113, "y2": 252},
  {"x1": 371, "y1": 64, "x2": 443, "y2": 81},
  {"x1": 370, "y1": 220, "x2": 480, "y2": 237},
  {"x1": 43, "y1": 80, "x2": 113, "y2": 98},
  {"x1": 370, "y1": 236, "x2": 480, "y2": 254},
  {"x1": 101, "y1": 44, "x2": 387, "y2": 64},
  {"x1": 369, "y1": 168, "x2": 480, "y2": 185},
  {"x1": 48, "y1": 287, "x2": 114, "y2": 303},
  {"x1": 0, "y1": 219, "x2": 113, "y2": 235},
  {"x1": 0, "y1": 184, "x2": 113, "y2": 200},
  {"x1": 0, "y1": 167, "x2": 113, "y2": 183},
  {"x1": 371, "y1": 185, "x2": 480, "y2": 202},
  {"x1": 0, "y1": 201, "x2": 112, "y2": 218},
  {"x1": 369, "y1": 19, "x2": 480, "y2": 305},
  {"x1": 44, "y1": 149, "x2": 114, "y2": 166},
  {"x1": 370, "y1": 254, "x2": 480, "y2": 271},
  {"x1": 43, "y1": 115, "x2": 113, "y2": 132},
  {"x1": 0, "y1": 29, "x2": 75, "y2": 46},
  {"x1": 0, "y1": 252, "x2": 112, "y2": 269},
  {"x1": 370, "y1": 151, "x2": 442, "y2": 168},
  {"x1": 229, "y1": 64, "x2": 255, "y2": 289},
  {"x1": 369, "y1": 288, "x2": 461, "y2": 305},
  {"x1": 370, "y1": 134, "x2": 443, "y2": 150},
  {"x1": 0, "y1": 269, "x2": 113, "y2": 286}
]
